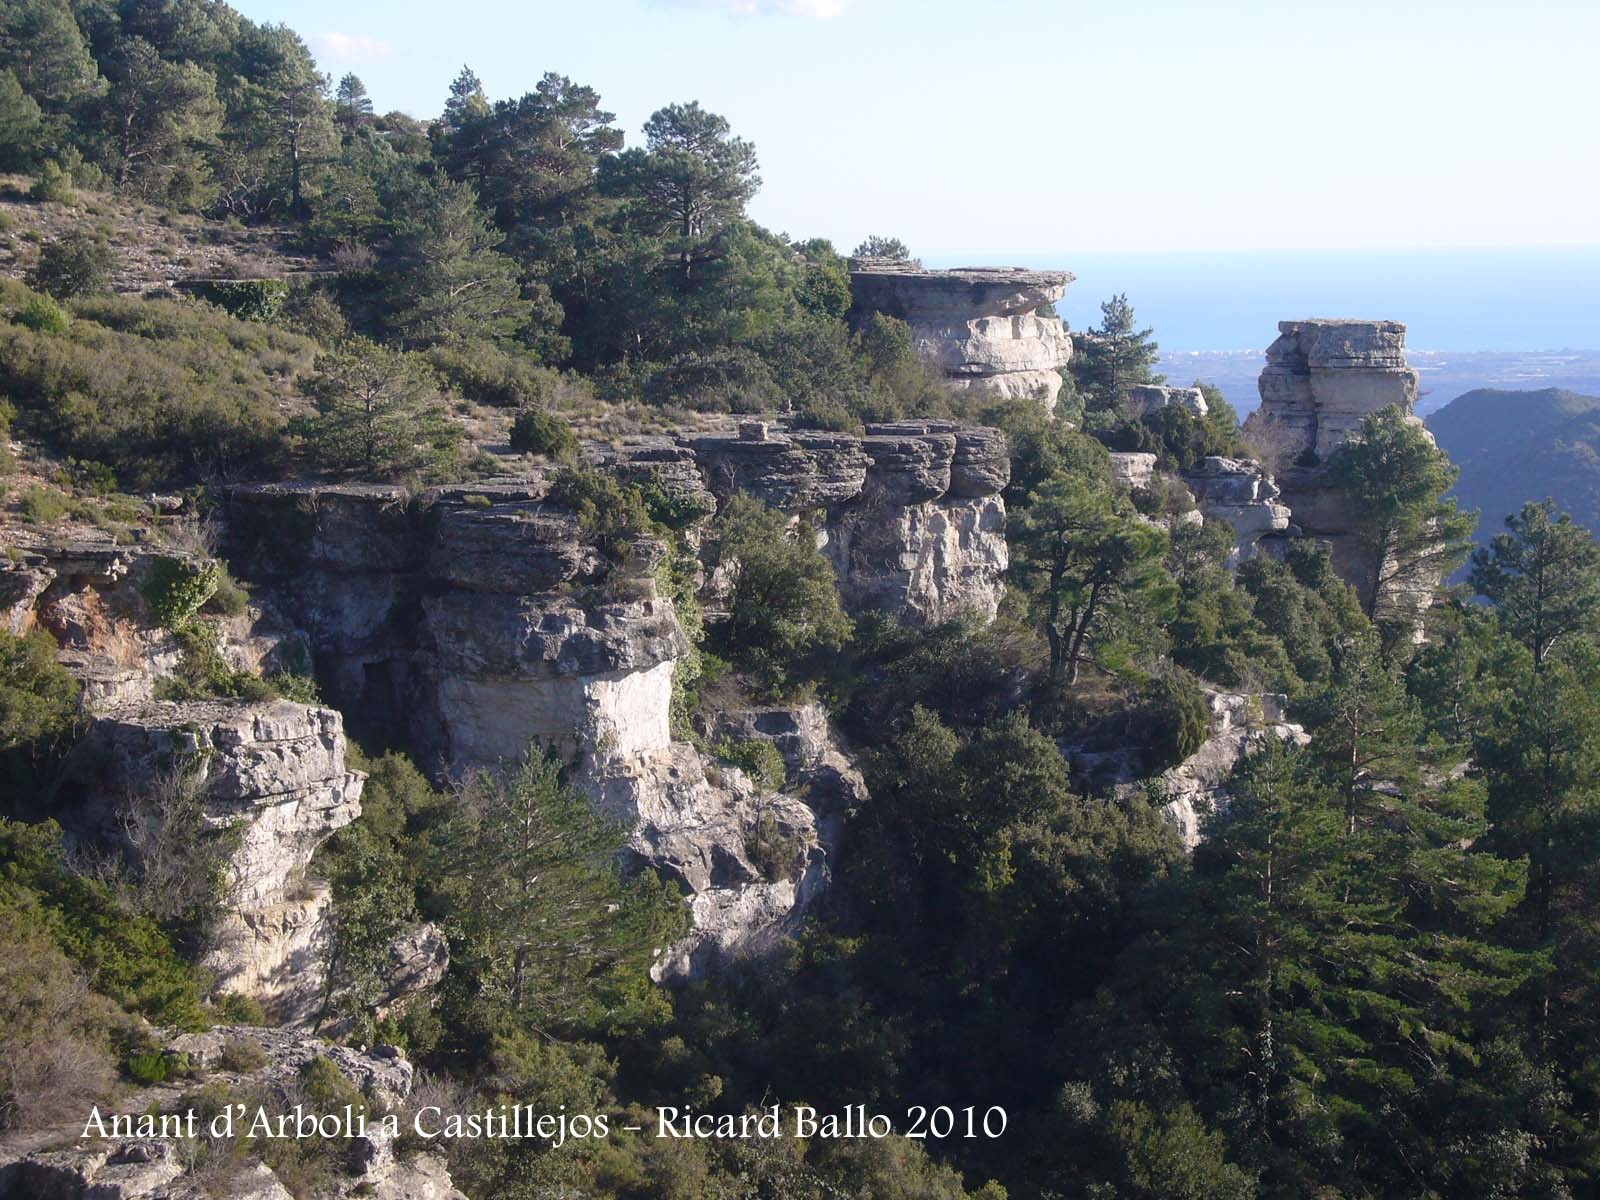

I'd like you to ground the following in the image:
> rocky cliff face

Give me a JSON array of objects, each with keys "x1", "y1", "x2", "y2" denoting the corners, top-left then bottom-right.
[
  {"x1": 64, "y1": 699, "x2": 365, "y2": 1024},
  {"x1": 847, "y1": 260, "x2": 1073, "y2": 412},
  {"x1": 620, "y1": 419, "x2": 1010, "y2": 625},
  {"x1": 221, "y1": 433, "x2": 937, "y2": 980},
  {"x1": 1242, "y1": 318, "x2": 1438, "y2": 616},
  {"x1": 0, "y1": 533, "x2": 290, "y2": 709},
  {"x1": 1244, "y1": 320, "x2": 1419, "y2": 467}
]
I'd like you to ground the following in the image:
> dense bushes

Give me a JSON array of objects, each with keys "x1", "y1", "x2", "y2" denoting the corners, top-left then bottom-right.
[
  {"x1": 1, "y1": 281, "x2": 310, "y2": 488},
  {"x1": 706, "y1": 496, "x2": 853, "y2": 696},
  {"x1": 26, "y1": 230, "x2": 114, "y2": 299},
  {"x1": 193, "y1": 279, "x2": 289, "y2": 322},
  {"x1": 0, "y1": 819, "x2": 208, "y2": 1031}
]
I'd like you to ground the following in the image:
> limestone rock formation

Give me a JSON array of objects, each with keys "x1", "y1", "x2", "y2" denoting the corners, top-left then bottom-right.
[
  {"x1": 1128, "y1": 383, "x2": 1208, "y2": 418},
  {"x1": 1154, "y1": 690, "x2": 1309, "y2": 850},
  {"x1": 223, "y1": 474, "x2": 884, "y2": 983},
  {"x1": 0, "y1": 1027, "x2": 465, "y2": 1199},
  {"x1": 847, "y1": 260, "x2": 1073, "y2": 411},
  {"x1": 1109, "y1": 451, "x2": 1158, "y2": 492},
  {"x1": 64, "y1": 699, "x2": 364, "y2": 1024},
  {"x1": 1244, "y1": 319, "x2": 1418, "y2": 467},
  {"x1": 1067, "y1": 688, "x2": 1308, "y2": 851},
  {"x1": 1242, "y1": 319, "x2": 1438, "y2": 616},
  {"x1": 676, "y1": 419, "x2": 1011, "y2": 625},
  {"x1": 1182, "y1": 456, "x2": 1292, "y2": 567},
  {"x1": 0, "y1": 533, "x2": 287, "y2": 710}
]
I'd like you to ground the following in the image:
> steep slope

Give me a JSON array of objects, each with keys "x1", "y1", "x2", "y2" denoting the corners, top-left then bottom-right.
[{"x1": 1427, "y1": 387, "x2": 1600, "y2": 542}]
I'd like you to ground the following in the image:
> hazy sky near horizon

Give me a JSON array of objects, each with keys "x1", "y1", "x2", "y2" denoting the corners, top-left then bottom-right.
[{"x1": 240, "y1": 0, "x2": 1598, "y2": 257}]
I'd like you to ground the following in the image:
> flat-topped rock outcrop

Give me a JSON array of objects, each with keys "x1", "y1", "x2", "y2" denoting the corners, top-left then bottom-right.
[
  {"x1": 1243, "y1": 319, "x2": 1419, "y2": 468},
  {"x1": 1242, "y1": 319, "x2": 1440, "y2": 620},
  {"x1": 1129, "y1": 383, "x2": 1209, "y2": 418},
  {"x1": 847, "y1": 260, "x2": 1073, "y2": 411}
]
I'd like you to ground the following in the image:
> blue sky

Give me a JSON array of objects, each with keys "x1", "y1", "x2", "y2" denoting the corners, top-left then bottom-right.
[{"x1": 239, "y1": 0, "x2": 1599, "y2": 257}]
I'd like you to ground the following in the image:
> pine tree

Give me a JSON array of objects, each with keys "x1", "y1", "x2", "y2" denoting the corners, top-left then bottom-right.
[
  {"x1": 1010, "y1": 467, "x2": 1173, "y2": 684},
  {"x1": 433, "y1": 747, "x2": 682, "y2": 1026},
  {"x1": 99, "y1": 38, "x2": 221, "y2": 206},
  {"x1": 1471, "y1": 498, "x2": 1600, "y2": 672},
  {"x1": 294, "y1": 339, "x2": 460, "y2": 478},
  {"x1": 333, "y1": 72, "x2": 372, "y2": 132},
  {"x1": 381, "y1": 176, "x2": 537, "y2": 350},
  {"x1": 440, "y1": 64, "x2": 487, "y2": 131},
  {"x1": 600, "y1": 100, "x2": 759, "y2": 283},
  {"x1": 1326, "y1": 405, "x2": 1475, "y2": 641},
  {"x1": 1069, "y1": 294, "x2": 1162, "y2": 411},
  {"x1": 851, "y1": 234, "x2": 911, "y2": 261},
  {"x1": 1181, "y1": 739, "x2": 1527, "y2": 1193}
]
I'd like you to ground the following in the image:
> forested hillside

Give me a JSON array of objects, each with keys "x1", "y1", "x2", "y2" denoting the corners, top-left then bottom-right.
[
  {"x1": 3, "y1": 3, "x2": 1600, "y2": 1199},
  {"x1": 1430, "y1": 387, "x2": 1600, "y2": 544}
]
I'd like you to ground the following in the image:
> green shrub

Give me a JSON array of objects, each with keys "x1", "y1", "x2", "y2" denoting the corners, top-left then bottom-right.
[
  {"x1": 28, "y1": 161, "x2": 75, "y2": 205},
  {"x1": 709, "y1": 496, "x2": 853, "y2": 696},
  {"x1": 426, "y1": 341, "x2": 557, "y2": 407},
  {"x1": 210, "y1": 992, "x2": 266, "y2": 1025},
  {"x1": 140, "y1": 557, "x2": 221, "y2": 629},
  {"x1": 266, "y1": 672, "x2": 320, "y2": 704},
  {"x1": 508, "y1": 407, "x2": 578, "y2": 460},
  {"x1": 194, "y1": 279, "x2": 289, "y2": 323},
  {"x1": 125, "y1": 1050, "x2": 170, "y2": 1085},
  {"x1": 217, "y1": 1035, "x2": 269, "y2": 1073},
  {"x1": 0, "y1": 629, "x2": 80, "y2": 752},
  {"x1": 743, "y1": 810, "x2": 806, "y2": 882},
  {"x1": 27, "y1": 231, "x2": 114, "y2": 299},
  {"x1": 202, "y1": 566, "x2": 249, "y2": 616},
  {"x1": 58, "y1": 457, "x2": 116, "y2": 496},
  {"x1": 0, "y1": 819, "x2": 210, "y2": 1030},
  {"x1": 1142, "y1": 669, "x2": 1212, "y2": 768},
  {"x1": 12, "y1": 293, "x2": 68, "y2": 334},
  {"x1": 792, "y1": 397, "x2": 860, "y2": 433},
  {"x1": 19, "y1": 486, "x2": 67, "y2": 523},
  {"x1": 715, "y1": 737, "x2": 786, "y2": 791},
  {"x1": 547, "y1": 468, "x2": 658, "y2": 567},
  {"x1": 644, "y1": 347, "x2": 781, "y2": 412}
]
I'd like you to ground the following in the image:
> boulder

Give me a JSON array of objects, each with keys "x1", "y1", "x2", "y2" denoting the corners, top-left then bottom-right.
[{"x1": 1109, "y1": 452, "x2": 1158, "y2": 491}]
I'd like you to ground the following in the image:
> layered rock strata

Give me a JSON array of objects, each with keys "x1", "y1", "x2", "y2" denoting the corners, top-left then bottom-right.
[
  {"x1": 635, "y1": 419, "x2": 1011, "y2": 625},
  {"x1": 1242, "y1": 319, "x2": 1438, "y2": 617},
  {"x1": 0, "y1": 533, "x2": 288, "y2": 710},
  {"x1": 1244, "y1": 319, "x2": 1419, "y2": 466},
  {"x1": 63, "y1": 700, "x2": 364, "y2": 1023},
  {"x1": 223, "y1": 459, "x2": 906, "y2": 980},
  {"x1": 847, "y1": 260, "x2": 1073, "y2": 411},
  {"x1": 1182, "y1": 456, "x2": 1292, "y2": 567}
]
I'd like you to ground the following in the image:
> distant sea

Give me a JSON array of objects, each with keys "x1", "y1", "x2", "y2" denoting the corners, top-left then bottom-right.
[{"x1": 923, "y1": 248, "x2": 1600, "y2": 414}]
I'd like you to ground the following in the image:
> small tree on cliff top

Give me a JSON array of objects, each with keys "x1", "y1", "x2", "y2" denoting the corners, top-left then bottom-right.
[
  {"x1": 1070, "y1": 293, "x2": 1162, "y2": 412},
  {"x1": 295, "y1": 339, "x2": 460, "y2": 479}
]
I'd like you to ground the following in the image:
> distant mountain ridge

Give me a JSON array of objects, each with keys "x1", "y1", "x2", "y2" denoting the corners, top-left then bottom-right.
[{"x1": 1427, "y1": 387, "x2": 1600, "y2": 543}]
